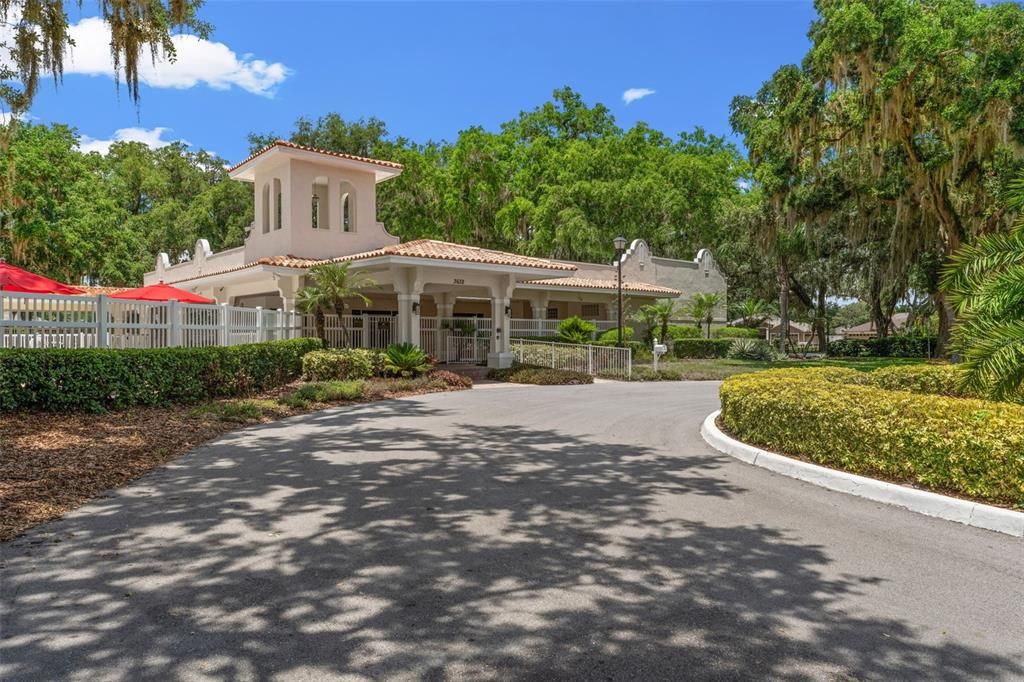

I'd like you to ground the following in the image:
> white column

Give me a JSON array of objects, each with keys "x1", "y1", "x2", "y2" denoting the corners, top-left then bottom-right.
[
  {"x1": 488, "y1": 276, "x2": 514, "y2": 368},
  {"x1": 96, "y1": 294, "x2": 109, "y2": 349},
  {"x1": 397, "y1": 293, "x2": 421, "y2": 346},
  {"x1": 436, "y1": 292, "x2": 454, "y2": 319}
]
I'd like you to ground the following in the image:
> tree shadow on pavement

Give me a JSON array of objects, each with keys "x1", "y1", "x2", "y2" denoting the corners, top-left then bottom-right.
[{"x1": 1, "y1": 396, "x2": 1020, "y2": 681}]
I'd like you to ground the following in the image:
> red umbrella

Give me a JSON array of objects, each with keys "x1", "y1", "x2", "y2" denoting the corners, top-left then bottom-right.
[
  {"x1": 109, "y1": 282, "x2": 215, "y2": 304},
  {"x1": 0, "y1": 259, "x2": 84, "y2": 294}
]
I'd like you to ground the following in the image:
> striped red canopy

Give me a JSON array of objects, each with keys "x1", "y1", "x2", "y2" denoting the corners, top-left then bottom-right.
[
  {"x1": 109, "y1": 282, "x2": 215, "y2": 304},
  {"x1": 0, "y1": 260, "x2": 84, "y2": 294}
]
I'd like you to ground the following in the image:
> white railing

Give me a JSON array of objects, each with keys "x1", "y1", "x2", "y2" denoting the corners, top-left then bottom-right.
[
  {"x1": 511, "y1": 338, "x2": 631, "y2": 379},
  {"x1": 420, "y1": 316, "x2": 492, "y2": 358},
  {"x1": 510, "y1": 319, "x2": 619, "y2": 338},
  {"x1": 444, "y1": 335, "x2": 490, "y2": 364},
  {"x1": 1, "y1": 291, "x2": 302, "y2": 349},
  {"x1": 303, "y1": 314, "x2": 398, "y2": 349}
]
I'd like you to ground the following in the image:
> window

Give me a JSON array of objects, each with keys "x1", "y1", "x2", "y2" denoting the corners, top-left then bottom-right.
[
  {"x1": 546, "y1": 307, "x2": 559, "y2": 320},
  {"x1": 261, "y1": 184, "x2": 270, "y2": 233},
  {"x1": 312, "y1": 179, "x2": 328, "y2": 230},
  {"x1": 581, "y1": 303, "x2": 600, "y2": 319},
  {"x1": 273, "y1": 178, "x2": 283, "y2": 230},
  {"x1": 339, "y1": 181, "x2": 356, "y2": 232}
]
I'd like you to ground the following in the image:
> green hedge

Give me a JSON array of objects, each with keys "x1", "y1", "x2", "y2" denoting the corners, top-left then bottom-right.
[
  {"x1": 828, "y1": 335, "x2": 937, "y2": 358},
  {"x1": 672, "y1": 338, "x2": 733, "y2": 359},
  {"x1": 719, "y1": 368, "x2": 1024, "y2": 506},
  {"x1": 487, "y1": 365, "x2": 594, "y2": 385},
  {"x1": 303, "y1": 348, "x2": 385, "y2": 381},
  {"x1": 714, "y1": 326, "x2": 762, "y2": 339},
  {"x1": 0, "y1": 338, "x2": 322, "y2": 412},
  {"x1": 667, "y1": 325, "x2": 702, "y2": 341}
]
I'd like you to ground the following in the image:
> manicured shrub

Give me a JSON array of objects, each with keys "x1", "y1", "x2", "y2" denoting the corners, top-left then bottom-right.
[
  {"x1": 715, "y1": 326, "x2": 762, "y2": 339},
  {"x1": 719, "y1": 369, "x2": 1024, "y2": 506},
  {"x1": 383, "y1": 343, "x2": 432, "y2": 377},
  {"x1": 667, "y1": 325, "x2": 702, "y2": 341},
  {"x1": 427, "y1": 369, "x2": 474, "y2": 388},
  {"x1": 302, "y1": 348, "x2": 383, "y2": 381},
  {"x1": 672, "y1": 338, "x2": 733, "y2": 359},
  {"x1": 361, "y1": 376, "x2": 450, "y2": 399},
  {"x1": 557, "y1": 316, "x2": 597, "y2": 344},
  {"x1": 597, "y1": 327, "x2": 633, "y2": 344},
  {"x1": 487, "y1": 364, "x2": 594, "y2": 385},
  {"x1": 280, "y1": 380, "x2": 366, "y2": 409},
  {"x1": 828, "y1": 335, "x2": 938, "y2": 358},
  {"x1": 726, "y1": 339, "x2": 780, "y2": 361},
  {"x1": 863, "y1": 364, "x2": 982, "y2": 399},
  {"x1": 0, "y1": 338, "x2": 322, "y2": 412}
]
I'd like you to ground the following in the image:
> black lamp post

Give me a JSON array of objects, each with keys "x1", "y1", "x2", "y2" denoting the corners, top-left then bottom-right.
[{"x1": 614, "y1": 235, "x2": 627, "y2": 347}]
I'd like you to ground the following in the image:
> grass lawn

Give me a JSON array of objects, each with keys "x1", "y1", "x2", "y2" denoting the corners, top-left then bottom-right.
[{"x1": 629, "y1": 357, "x2": 928, "y2": 381}]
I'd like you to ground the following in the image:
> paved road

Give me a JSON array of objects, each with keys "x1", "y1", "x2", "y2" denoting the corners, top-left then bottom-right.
[{"x1": 2, "y1": 382, "x2": 1022, "y2": 681}]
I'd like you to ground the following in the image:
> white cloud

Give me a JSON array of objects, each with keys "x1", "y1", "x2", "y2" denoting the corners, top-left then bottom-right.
[
  {"x1": 622, "y1": 88, "x2": 656, "y2": 104},
  {"x1": 78, "y1": 126, "x2": 186, "y2": 154},
  {"x1": 36, "y1": 17, "x2": 290, "y2": 96}
]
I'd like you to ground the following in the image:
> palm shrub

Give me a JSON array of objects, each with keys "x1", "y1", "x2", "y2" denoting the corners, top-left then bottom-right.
[
  {"x1": 942, "y1": 175, "x2": 1024, "y2": 401},
  {"x1": 557, "y1": 316, "x2": 597, "y2": 344},
  {"x1": 383, "y1": 343, "x2": 432, "y2": 378},
  {"x1": 683, "y1": 292, "x2": 724, "y2": 338},
  {"x1": 726, "y1": 338, "x2": 780, "y2": 361},
  {"x1": 296, "y1": 262, "x2": 376, "y2": 347}
]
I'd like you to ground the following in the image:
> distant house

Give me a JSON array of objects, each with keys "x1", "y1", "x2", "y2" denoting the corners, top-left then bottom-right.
[
  {"x1": 842, "y1": 312, "x2": 910, "y2": 340},
  {"x1": 758, "y1": 316, "x2": 815, "y2": 345}
]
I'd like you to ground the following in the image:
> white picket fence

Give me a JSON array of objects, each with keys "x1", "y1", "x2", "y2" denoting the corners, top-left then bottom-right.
[
  {"x1": 511, "y1": 338, "x2": 632, "y2": 379},
  {"x1": 510, "y1": 319, "x2": 619, "y2": 338},
  {"x1": 0, "y1": 291, "x2": 301, "y2": 349},
  {"x1": 420, "y1": 316, "x2": 492, "y2": 358}
]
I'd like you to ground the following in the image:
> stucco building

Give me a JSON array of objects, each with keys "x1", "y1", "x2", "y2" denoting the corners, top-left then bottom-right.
[{"x1": 145, "y1": 141, "x2": 727, "y2": 366}]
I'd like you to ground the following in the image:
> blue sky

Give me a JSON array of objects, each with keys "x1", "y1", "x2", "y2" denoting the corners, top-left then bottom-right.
[{"x1": 30, "y1": 1, "x2": 816, "y2": 161}]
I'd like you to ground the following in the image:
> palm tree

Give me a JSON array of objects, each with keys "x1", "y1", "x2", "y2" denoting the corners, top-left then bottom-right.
[
  {"x1": 685, "y1": 292, "x2": 724, "y2": 338},
  {"x1": 296, "y1": 262, "x2": 376, "y2": 347},
  {"x1": 942, "y1": 176, "x2": 1024, "y2": 400},
  {"x1": 636, "y1": 299, "x2": 679, "y2": 345},
  {"x1": 731, "y1": 298, "x2": 771, "y2": 328}
]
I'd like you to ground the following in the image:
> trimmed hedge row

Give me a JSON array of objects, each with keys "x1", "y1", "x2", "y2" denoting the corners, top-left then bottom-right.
[
  {"x1": 714, "y1": 327, "x2": 762, "y2": 339},
  {"x1": 672, "y1": 338, "x2": 733, "y2": 359},
  {"x1": 0, "y1": 338, "x2": 322, "y2": 412},
  {"x1": 828, "y1": 335, "x2": 937, "y2": 358},
  {"x1": 719, "y1": 368, "x2": 1024, "y2": 506},
  {"x1": 303, "y1": 348, "x2": 384, "y2": 381},
  {"x1": 487, "y1": 365, "x2": 594, "y2": 385}
]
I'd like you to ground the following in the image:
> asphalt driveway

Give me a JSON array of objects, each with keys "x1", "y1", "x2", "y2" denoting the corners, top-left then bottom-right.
[{"x1": 2, "y1": 382, "x2": 1022, "y2": 680}]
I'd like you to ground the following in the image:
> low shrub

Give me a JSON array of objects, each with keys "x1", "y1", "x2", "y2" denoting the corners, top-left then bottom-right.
[
  {"x1": 362, "y1": 376, "x2": 450, "y2": 399},
  {"x1": 557, "y1": 316, "x2": 598, "y2": 344},
  {"x1": 719, "y1": 369, "x2": 1024, "y2": 506},
  {"x1": 0, "y1": 337, "x2": 322, "y2": 412},
  {"x1": 487, "y1": 364, "x2": 594, "y2": 385},
  {"x1": 864, "y1": 364, "x2": 983, "y2": 399},
  {"x1": 828, "y1": 335, "x2": 938, "y2": 358},
  {"x1": 715, "y1": 326, "x2": 762, "y2": 339},
  {"x1": 302, "y1": 348, "x2": 383, "y2": 381},
  {"x1": 190, "y1": 399, "x2": 285, "y2": 423},
  {"x1": 383, "y1": 343, "x2": 432, "y2": 377},
  {"x1": 280, "y1": 380, "x2": 367, "y2": 409},
  {"x1": 597, "y1": 327, "x2": 633, "y2": 344},
  {"x1": 727, "y1": 339, "x2": 780, "y2": 361},
  {"x1": 672, "y1": 338, "x2": 733, "y2": 359},
  {"x1": 427, "y1": 369, "x2": 474, "y2": 388},
  {"x1": 667, "y1": 325, "x2": 702, "y2": 341}
]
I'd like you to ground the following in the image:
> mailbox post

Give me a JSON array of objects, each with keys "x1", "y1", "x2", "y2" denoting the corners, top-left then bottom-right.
[{"x1": 652, "y1": 337, "x2": 668, "y2": 372}]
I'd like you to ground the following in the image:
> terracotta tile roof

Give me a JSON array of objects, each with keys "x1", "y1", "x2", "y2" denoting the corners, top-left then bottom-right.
[
  {"x1": 164, "y1": 240, "x2": 575, "y2": 284},
  {"x1": 229, "y1": 140, "x2": 404, "y2": 173},
  {"x1": 323, "y1": 240, "x2": 577, "y2": 271},
  {"x1": 523, "y1": 277, "x2": 681, "y2": 296}
]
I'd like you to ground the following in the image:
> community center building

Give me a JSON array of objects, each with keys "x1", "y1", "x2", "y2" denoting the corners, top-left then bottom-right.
[{"x1": 145, "y1": 141, "x2": 727, "y2": 366}]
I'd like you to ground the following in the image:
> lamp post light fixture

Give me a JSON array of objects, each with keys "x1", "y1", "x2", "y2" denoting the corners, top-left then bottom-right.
[{"x1": 613, "y1": 235, "x2": 627, "y2": 347}]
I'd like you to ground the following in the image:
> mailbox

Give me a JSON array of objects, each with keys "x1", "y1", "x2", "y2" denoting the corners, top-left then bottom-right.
[{"x1": 652, "y1": 338, "x2": 668, "y2": 371}]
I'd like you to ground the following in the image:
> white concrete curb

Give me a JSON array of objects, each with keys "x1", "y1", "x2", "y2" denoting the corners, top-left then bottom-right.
[{"x1": 701, "y1": 410, "x2": 1024, "y2": 539}]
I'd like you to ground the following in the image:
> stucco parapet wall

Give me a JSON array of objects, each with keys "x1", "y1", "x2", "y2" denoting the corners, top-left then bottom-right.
[{"x1": 229, "y1": 140, "x2": 404, "y2": 182}]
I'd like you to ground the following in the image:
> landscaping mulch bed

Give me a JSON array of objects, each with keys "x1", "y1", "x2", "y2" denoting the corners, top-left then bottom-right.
[{"x1": 0, "y1": 380, "x2": 468, "y2": 542}]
